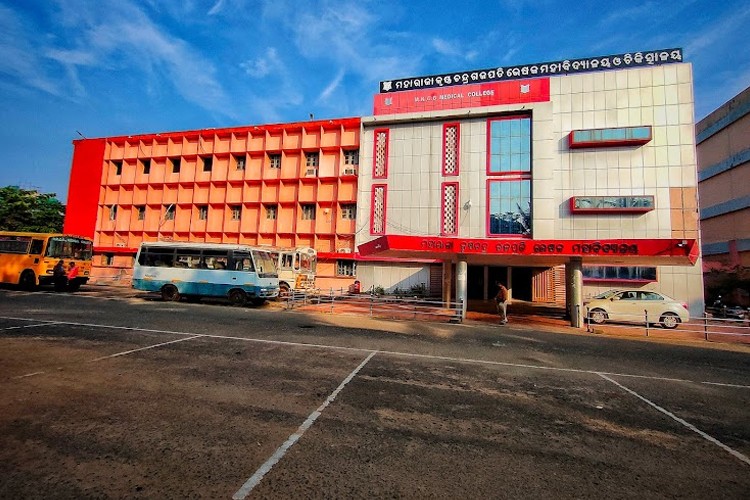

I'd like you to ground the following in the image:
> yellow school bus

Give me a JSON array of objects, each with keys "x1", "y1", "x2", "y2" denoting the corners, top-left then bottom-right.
[{"x1": 0, "y1": 231, "x2": 93, "y2": 291}]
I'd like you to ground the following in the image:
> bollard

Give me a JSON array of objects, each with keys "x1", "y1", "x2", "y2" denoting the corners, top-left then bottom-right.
[
  {"x1": 586, "y1": 306, "x2": 591, "y2": 332},
  {"x1": 330, "y1": 287, "x2": 334, "y2": 314},
  {"x1": 370, "y1": 293, "x2": 373, "y2": 317},
  {"x1": 703, "y1": 312, "x2": 709, "y2": 341},
  {"x1": 645, "y1": 310, "x2": 649, "y2": 337}
]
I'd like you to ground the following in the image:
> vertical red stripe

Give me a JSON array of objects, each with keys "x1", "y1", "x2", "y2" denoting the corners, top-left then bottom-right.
[{"x1": 64, "y1": 139, "x2": 106, "y2": 238}]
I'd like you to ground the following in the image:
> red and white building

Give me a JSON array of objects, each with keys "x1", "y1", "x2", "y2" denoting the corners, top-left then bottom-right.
[
  {"x1": 355, "y1": 49, "x2": 703, "y2": 323},
  {"x1": 63, "y1": 48, "x2": 704, "y2": 325}
]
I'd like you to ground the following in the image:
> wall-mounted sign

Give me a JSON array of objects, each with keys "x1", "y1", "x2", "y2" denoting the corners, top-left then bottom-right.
[
  {"x1": 379, "y1": 48, "x2": 683, "y2": 93},
  {"x1": 373, "y1": 78, "x2": 549, "y2": 115},
  {"x1": 569, "y1": 196, "x2": 655, "y2": 214},
  {"x1": 569, "y1": 126, "x2": 652, "y2": 149}
]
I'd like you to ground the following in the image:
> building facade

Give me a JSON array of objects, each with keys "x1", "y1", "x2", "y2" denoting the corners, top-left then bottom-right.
[
  {"x1": 696, "y1": 85, "x2": 750, "y2": 305},
  {"x1": 355, "y1": 49, "x2": 703, "y2": 320},
  {"x1": 64, "y1": 119, "x2": 361, "y2": 290},
  {"x1": 63, "y1": 48, "x2": 705, "y2": 324}
]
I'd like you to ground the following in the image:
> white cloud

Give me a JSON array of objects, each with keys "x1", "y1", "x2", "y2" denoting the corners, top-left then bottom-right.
[
  {"x1": 208, "y1": 0, "x2": 226, "y2": 15},
  {"x1": 240, "y1": 48, "x2": 283, "y2": 78},
  {"x1": 317, "y1": 69, "x2": 345, "y2": 103},
  {"x1": 432, "y1": 38, "x2": 461, "y2": 58},
  {"x1": 48, "y1": 0, "x2": 236, "y2": 118}
]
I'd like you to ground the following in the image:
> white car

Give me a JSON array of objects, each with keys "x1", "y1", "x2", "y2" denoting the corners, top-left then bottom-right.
[{"x1": 584, "y1": 289, "x2": 690, "y2": 329}]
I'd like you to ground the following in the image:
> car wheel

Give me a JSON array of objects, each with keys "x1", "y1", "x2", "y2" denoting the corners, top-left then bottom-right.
[
  {"x1": 228, "y1": 289, "x2": 247, "y2": 307},
  {"x1": 589, "y1": 308, "x2": 608, "y2": 324},
  {"x1": 19, "y1": 270, "x2": 37, "y2": 291},
  {"x1": 660, "y1": 312, "x2": 680, "y2": 329},
  {"x1": 161, "y1": 284, "x2": 181, "y2": 302}
]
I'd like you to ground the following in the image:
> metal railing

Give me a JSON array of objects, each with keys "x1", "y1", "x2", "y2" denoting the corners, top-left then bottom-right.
[
  {"x1": 284, "y1": 288, "x2": 464, "y2": 323},
  {"x1": 585, "y1": 306, "x2": 750, "y2": 342}
]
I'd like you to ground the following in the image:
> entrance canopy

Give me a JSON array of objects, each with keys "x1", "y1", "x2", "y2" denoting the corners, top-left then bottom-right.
[{"x1": 358, "y1": 235, "x2": 699, "y2": 267}]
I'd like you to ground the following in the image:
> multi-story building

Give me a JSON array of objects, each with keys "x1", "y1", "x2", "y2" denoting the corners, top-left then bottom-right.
[
  {"x1": 356, "y1": 49, "x2": 703, "y2": 323},
  {"x1": 63, "y1": 48, "x2": 705, "y2": 326},
  {"x1": 64, "y1": 119, "x2": 361, "y2": 290},
  {"x1": 696, "y1": 86, "x2": 750, "y2": 304}
]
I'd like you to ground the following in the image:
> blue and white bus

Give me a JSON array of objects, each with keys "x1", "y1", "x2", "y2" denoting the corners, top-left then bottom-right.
[{"x1": 132, "y1": 242, "x2": 279, "y2": 306}]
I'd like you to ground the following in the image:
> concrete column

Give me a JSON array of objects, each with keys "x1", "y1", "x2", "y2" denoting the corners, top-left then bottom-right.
[
  {"x1": 566, "y1": 257, "x2": 583, "y2": 328},
  {"x1": 456, "y1": 258, "x2": 468, "y2": 318},
  {"x1": 442, "y1": 260, "x2": 453, "y2": 306}
]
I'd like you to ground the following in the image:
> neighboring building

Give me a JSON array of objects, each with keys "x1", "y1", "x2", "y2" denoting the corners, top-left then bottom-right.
[
  {"x1": 696, "y1": 85, "x2": 750, "y2": 304},
  {"x1": 64, "y1": 119, "x2": 361, "y2": 290},
  {"x1": 356, "y1": 49, "x2": 704, "y2": 321}
]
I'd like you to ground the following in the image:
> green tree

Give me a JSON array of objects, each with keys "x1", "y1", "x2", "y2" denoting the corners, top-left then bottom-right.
[{"x1": 0, "y1": 186, "x2": 65, "y2": 233}]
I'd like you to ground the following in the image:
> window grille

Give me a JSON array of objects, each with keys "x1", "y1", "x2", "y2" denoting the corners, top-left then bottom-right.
[
  {"x1": 371, "y1": 185, "x2": 386, "y2": 234},
  {"x1": 373, "y1": 129, "x2": 388, "y2": 178},
  {"x1": 443, "y1": 124, "x2": 459, "y2": 175},
  {"x1": 442, "y1": 183, "x2": 458, "y2": 235}
]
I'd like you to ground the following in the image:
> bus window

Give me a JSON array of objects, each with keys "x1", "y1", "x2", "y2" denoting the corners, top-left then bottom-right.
[
  {"x1": 175, "y1": 249, "x2": 201, "y2": 268},
  {"x1": 202, "y1": 250, "x2": 229, "y2": 270},
  {"x1": 45, "y1": 237, "x2": 93, "y2": 260},
  {"x1": 232, "y1": 252, "x2": 255, "y2": 272},
  {"x1": 30, "y1": 239, "x2": 44, "y2": 255}
]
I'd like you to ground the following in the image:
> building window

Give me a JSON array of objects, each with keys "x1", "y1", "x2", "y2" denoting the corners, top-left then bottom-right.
[
  {"x1": 113, "y1": 160, "x2": 122, "y2": 176},
  {"x1": 136, "y1": 205, "x2": 146, "y2": 220},
  {"x1": 583, "y1": 266, "x2": 657, "y2": 282},
  {"x1": 230, "y1": 205, "x2": 241, "y2": 221},
  {"x1": 344, "y1": 150, "x2": 359, "y2": 165},
  {"x1": 487, "y1": 115, "x2": 532, "y2": 237},
  {"x1": 443, "y1": 123, "x2": 459, "y2": 175},
  {"x1": 569, "y1": 126, "x2": 652, "y2": 149},
  {"x1": 305, "y1": 152, "x2": 319, "y2": 168},
  {"x1": 109, "y1": 205, "x2": 117, "y2": 221},
  {"x1": 198, "y1": 205, "x2": 208, "y2": 220},
  {"x1": 265, "y1": 205, "x2": 277, "y2": 220},
  {"x1": 569, "y1": 196, "x2": 655, "y2": 214},
  {"x1": 337, "y1": 259, "x2": 357, "y2": 277},
  {"x1": 268, "y1": 153, "x2": 281, "y2": 169},
  {"x1": 371, "y1": 184, "x2": 387, "y2": 235},
  {"x1": 171, "y1": 158, "x2": 181, "y2": 173},
  {"x1": 202, "y1": 156, "x2": 213, "y2": 172},
  {"x1": 235, "y1": 155, "x2": 245, "y2": 170},
  {"x1": 301, "y1": 204, "x2": 316, "y2": 220},
  {"x1": 441, "y1": 182, "x2": 458, "y2": 236},
  {"x1": 103, "y1": 254, "x2": 114, "y2": 266},
  {"x1": 164, "y1": 205, "x2": 175, "y2": 221},
  {"x1": 341, "y1": 204, "x2": 357, "y2": 219},
  {"x1": 373, "y1": 129, "x2": 389, "y2": 178},
  {"x1": 142, "y1": 159, "x2": 151, "y2": 175}
]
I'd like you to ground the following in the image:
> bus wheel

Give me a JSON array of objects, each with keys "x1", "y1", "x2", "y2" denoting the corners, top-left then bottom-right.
[
  {"x1": 228, "y1": 289, "x2": 247, "y2": 307},
  {"x1": 161, "y1": 284, "x2": 181, "y2": 302},
  {"x1": 277, "y1": 282, "x2": 290, "y2": 300},
  {"x1": 251, "y1": 297, "x2": 266, "y2": 306},
  {"x1": 19, "y1": 270, "x2": 37, "y2": 291}
]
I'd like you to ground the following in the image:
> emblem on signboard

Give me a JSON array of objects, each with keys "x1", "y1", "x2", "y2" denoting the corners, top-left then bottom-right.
[
  {"x1": 382, "y1": 81, "x2": 393, "y2": 92},
  {"x1": 384, "y1": 98, "x2": 393, "y2": 106},
  {"x1": 520, "y1": 84, "x2": 530, "y2": 94}
]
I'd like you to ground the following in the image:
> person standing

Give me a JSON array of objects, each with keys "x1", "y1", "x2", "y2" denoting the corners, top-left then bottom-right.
[
  {"x1": 53, "y1": 260, "x2": 67, "y2": 292},
  {"x1": 66, "y1": 261, "x2": 80, "y2": 291},
  {"x1": 495, "y1": 282, "x2": 509, "y2": 324}
]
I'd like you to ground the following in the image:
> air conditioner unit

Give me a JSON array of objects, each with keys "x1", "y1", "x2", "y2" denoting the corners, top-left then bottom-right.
[
  {"x1": 305, "y1": 168, "x2": 318, "y2": 176},
  {"x1": 338, "y1": 248, "x2": 352, "y2": 253},
  {"x1": 343, "y1": 167, "x2": 357, "y2": 176}
]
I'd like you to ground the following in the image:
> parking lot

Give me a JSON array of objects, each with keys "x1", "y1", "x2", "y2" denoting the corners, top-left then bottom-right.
[{"x1": 1, "y1": 288, "x2": 749, "y2": 498}]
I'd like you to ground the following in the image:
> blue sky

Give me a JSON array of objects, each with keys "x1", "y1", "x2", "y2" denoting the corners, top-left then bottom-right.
[{"x1": 0, "y1": 0, "x2": 748, "y2": 202}]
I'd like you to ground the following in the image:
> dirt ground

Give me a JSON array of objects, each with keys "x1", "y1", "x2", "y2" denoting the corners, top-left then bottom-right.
[{"x1": 1, "y1": 288, "x2": 749, "y2": 498}]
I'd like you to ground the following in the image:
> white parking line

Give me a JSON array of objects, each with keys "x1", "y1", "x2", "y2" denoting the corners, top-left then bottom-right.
[
  {"x1": 232, "y1": 350, "x2": 378, "y2": 499},
  {"x1": 598, "y1": 373, "x2": 750, "y2": 467},
  {"x1": 88, "y1": 335, "x2": 204, "y2": 362},
  {"x1": 1, "y1": 315, "x2": 748, "y2": 389},
  {"x1": 1, "y1": 322, "x2": 61, "y2": 331},
  {"x1": 11, "y1": 371, "x2": 46, "y2": 379}
]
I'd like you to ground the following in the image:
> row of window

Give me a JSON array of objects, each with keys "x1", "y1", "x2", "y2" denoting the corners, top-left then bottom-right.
[
  {"x1": 112, "y1": 150, "x2": 359, "y2": 176},
  {"x1": 99, "y1": 254, "x2": 357, "y2": 277},
  {"x1": 108, "y1": 204, "x2": 357, "y2": 222}
]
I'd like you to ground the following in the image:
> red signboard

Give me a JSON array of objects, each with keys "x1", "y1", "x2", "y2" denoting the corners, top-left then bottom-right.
[
  {"x1": 358, "y1": 235, "x2": 699, "y2": 265},
  {"x1": 373, "y1": 78, "x2": 550, "y2": 115}
]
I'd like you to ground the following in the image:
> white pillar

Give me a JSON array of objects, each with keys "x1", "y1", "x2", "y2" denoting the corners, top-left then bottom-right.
[
  {"x1": 566, "y1": 258, "x2": 583, "y2": 328},
  {"x1": 456, "y1": 258, "x2": 468, "y2": 318}
]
